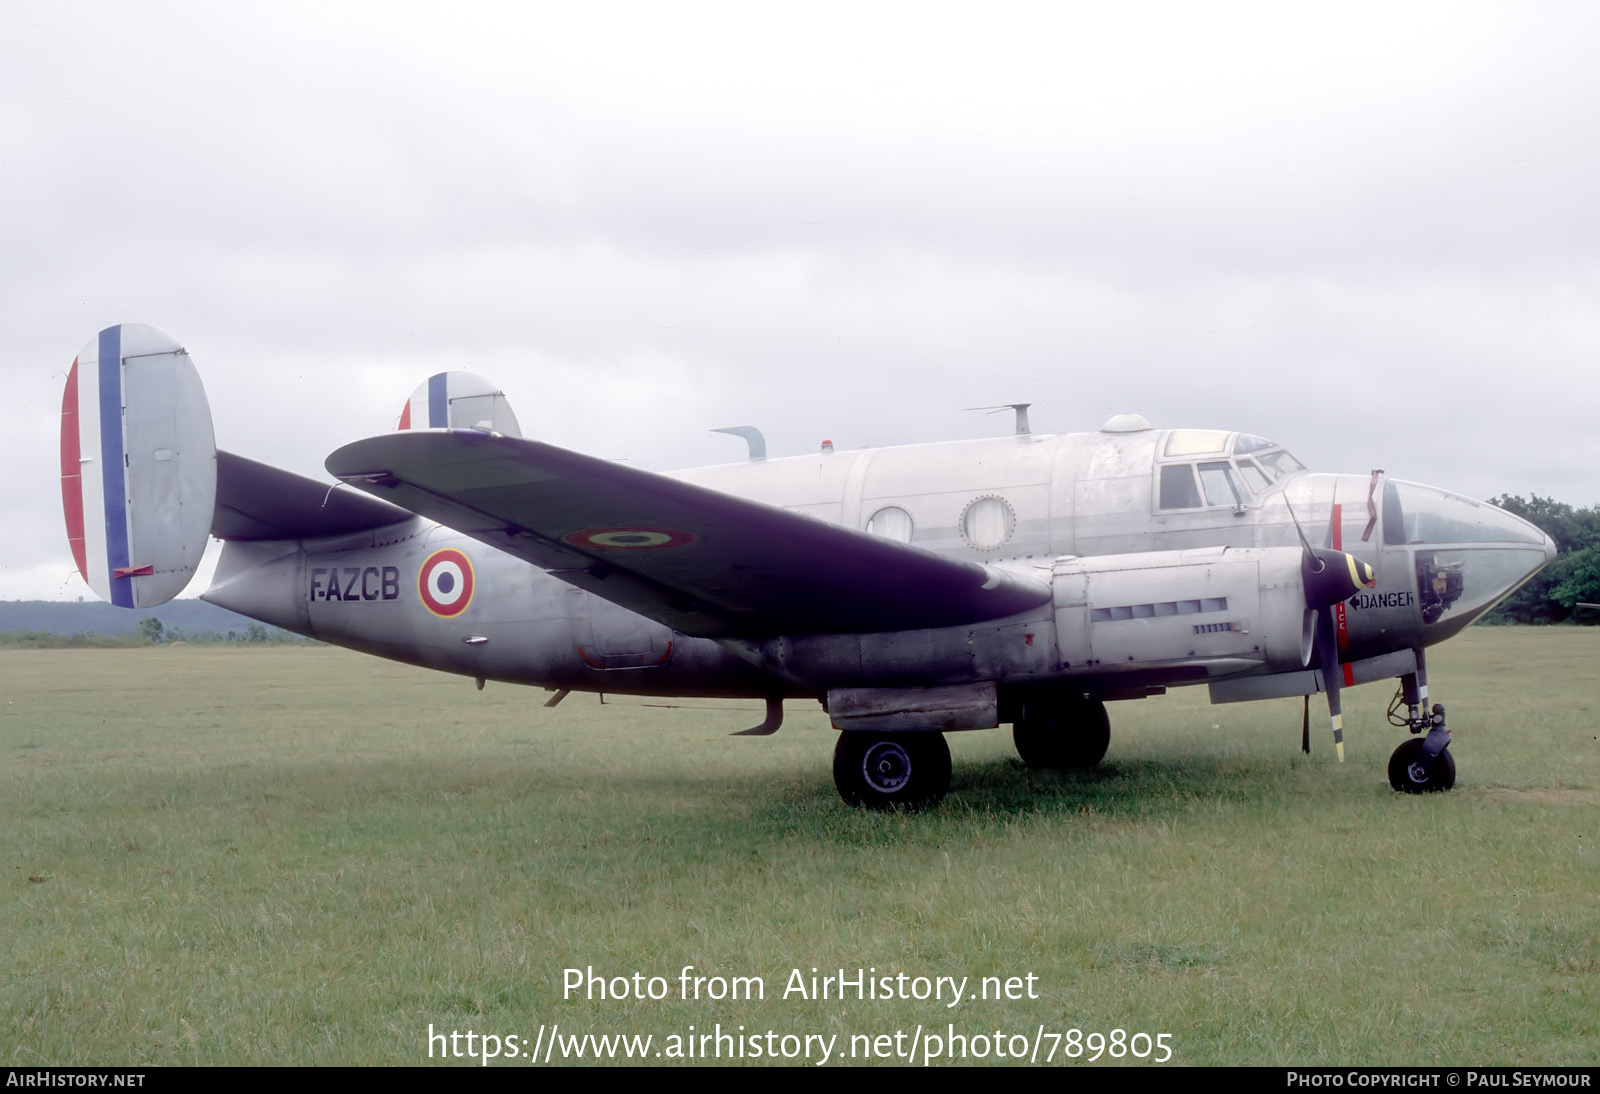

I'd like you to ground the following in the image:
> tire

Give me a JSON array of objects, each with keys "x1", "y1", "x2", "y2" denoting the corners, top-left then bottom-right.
[
  {"x1": 1388, "y1": 737, "x2": 1457, "y2": 793},
  {"x1": 1013, "y1": 698, "x2": 1111, "y2": 769},
  {"x1": 833, "y1": 732, "x2": 952, "y2": 810}
]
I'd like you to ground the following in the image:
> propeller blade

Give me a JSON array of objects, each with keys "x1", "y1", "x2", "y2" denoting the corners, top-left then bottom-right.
[
  {"x1": 1286, "y1": 491, "x2": 1374, "y2": 762},
  {"x1": 1315, "y1": 607, "x2": 1346, "y2": 762}
]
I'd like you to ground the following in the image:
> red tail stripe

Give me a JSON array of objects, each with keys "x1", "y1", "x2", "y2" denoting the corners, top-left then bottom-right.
[{"x1": 60, "y1": 359, "x2": 88, "y2": 580}]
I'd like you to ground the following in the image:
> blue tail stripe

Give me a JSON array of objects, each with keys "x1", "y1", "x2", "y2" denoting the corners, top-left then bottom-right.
[
  {"x1": 97, "y1": 326, "x2": 134, "y2": 608},
  {"x1": 428, "y1": 373, "x2": 447, "y2": 428}
]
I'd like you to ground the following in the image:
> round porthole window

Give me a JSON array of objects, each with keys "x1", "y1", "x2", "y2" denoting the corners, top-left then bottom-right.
[
  {"x1": 865, "y1": 506, "x2": 914, "y2": 543},
  {"x1": 960, "y1": 495, "x2": 1015, "y2": 550}
]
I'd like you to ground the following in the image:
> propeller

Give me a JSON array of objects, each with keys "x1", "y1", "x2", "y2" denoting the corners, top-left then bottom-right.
[{"x1": 1287, "y1": 493, "x2": 1377, "y2": 762}]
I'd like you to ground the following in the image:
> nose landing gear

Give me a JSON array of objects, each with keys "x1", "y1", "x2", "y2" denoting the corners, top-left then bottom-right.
[
  {"x1": 1388, "y1": 722, "x2": 1456, "y2": 793},
  {"x1": 1388, "y1": 654, "x2": 1456, "y2": 793}
]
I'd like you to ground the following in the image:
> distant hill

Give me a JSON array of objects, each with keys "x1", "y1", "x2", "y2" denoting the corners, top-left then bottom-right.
[{"x1": 0, "y1": 599, "x2": 262, "y2": 638}]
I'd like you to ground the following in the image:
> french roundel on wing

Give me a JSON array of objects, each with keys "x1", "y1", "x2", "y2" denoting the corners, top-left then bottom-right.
[
  {"x1": 560, "y1": 527, "x2": 696, "y2": 550},
  {"x1": 418, "y1": 548, "x2": 475, "y2": 617}
]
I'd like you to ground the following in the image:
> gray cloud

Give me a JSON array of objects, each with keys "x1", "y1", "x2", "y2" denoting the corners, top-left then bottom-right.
[{"x1": 6, "y1": 1, "x2": 1597, "y2": 599}]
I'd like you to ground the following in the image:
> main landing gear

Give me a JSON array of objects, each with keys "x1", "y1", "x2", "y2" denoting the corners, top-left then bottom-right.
[
  {"x1": 832, "y1": 695, "x2": 1113, "y2": 811},
  {"x1": 1387, "y1": 652, "x2": 1455, "y2": 794},
  {"x1": 832, "y1": 732, "x2": 951, "y2": 810},
  {"x1": 1013, "y1": 696, "x2": 1110, "y2": 770}
]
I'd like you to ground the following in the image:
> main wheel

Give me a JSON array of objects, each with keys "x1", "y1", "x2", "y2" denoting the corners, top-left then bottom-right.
[
  {"x1": 833, "y1": 732, "x2": 952, "y2": 810},
  {"x1": 1013, "y1": 698, "x2": 1111, "y2": 769},
  {"x1": 1388, "y1": 737, "x2": 1457, "y2": 793}
]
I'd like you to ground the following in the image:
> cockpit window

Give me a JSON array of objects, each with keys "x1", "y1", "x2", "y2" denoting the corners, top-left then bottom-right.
[
  {"x1": 1197, "y1": 461, "x2": 1247, "y2": 507},
  {"x1": 1229, "y1": 434, "x2": 1306, "y2": 479},
  {"x1": 1255, "y1": 449, "x2": 1306, "y2": 479},
  {"x1": 1159, "y1": 464, "x2": 1203, "y2": 509},
  {"x1": 1158, "y1": 431, "x2": 1308, "y2": 510},
  {"x1": 1163, "y1": 429, "x2": 1230, "y2": 457},
  {"x1": 1237, "y1": 459, "x2": 1271, "y2": 493}
]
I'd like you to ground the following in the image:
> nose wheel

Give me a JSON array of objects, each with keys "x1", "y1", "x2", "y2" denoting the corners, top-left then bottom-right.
[
  {"x1": 1388, "y1": 738, "x2": 1456, "y2": 792},
  {"x1": 1387, "y1": 702, "x2": 1456, "y2": 793},
  {"x1": 833, "y1": 732, "x2": 951, "y2": 810}
]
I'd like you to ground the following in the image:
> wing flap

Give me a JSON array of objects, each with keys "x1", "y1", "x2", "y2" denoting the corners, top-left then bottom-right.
[{"x1": 326, "y1": 431, "x2": 1049, "y2": 637}]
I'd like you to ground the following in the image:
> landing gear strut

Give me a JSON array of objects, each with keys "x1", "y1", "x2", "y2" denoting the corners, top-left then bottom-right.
[
  {"x1": 1388, "y1": 651, "x2": 1455, "y2": 793},
  {"x1": 833, "y1": 732, "x2": 951, "y2": 810},
  {"x1": 1013, "y1": 695, "x2": 1110, "y2": 769}
]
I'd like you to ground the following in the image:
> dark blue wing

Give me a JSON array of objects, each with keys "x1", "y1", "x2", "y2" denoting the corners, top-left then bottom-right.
[{"x1": 326, "y1": 430, "x2": 1049, "y2": 638}]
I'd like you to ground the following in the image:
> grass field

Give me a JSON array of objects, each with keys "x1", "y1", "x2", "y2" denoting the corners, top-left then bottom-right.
[{"x1": 4, "y1": 628, "x2": 1596, "y2": 1066}]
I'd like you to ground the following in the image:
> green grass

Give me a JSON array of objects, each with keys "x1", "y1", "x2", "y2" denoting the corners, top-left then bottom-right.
[{"x1": 4, "y1": 629, "x2": 1596, "y2": 1066}]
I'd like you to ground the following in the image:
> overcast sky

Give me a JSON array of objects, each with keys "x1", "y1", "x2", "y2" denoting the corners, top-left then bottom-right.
[{"x1": 5, "y1": 1, "x2": 1597, "y2": 602}]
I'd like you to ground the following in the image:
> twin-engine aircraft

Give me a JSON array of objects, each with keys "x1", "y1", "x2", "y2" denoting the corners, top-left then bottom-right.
[{"x1": 60, "y1": 324, "x2": 1557, "y2": 809}]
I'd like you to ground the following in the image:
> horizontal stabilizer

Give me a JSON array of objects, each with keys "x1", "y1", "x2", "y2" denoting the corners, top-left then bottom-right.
[
  {"x1": 213, "y1": 451, "x2": 414, "y2": 541},
  {"x1": 327, "y1": 430, "x2": 1051, "y2": 638}
]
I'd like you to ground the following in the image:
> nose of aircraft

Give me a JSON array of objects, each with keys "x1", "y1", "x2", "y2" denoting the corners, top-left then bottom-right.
[{"x1": 1381, "y1": 481, "x2": 1557, "y2": 640}]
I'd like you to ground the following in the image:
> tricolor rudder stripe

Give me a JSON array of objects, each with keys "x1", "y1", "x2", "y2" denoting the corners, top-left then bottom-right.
[
  {"x1": 398, "y1": 373, "x2": 450, "y2": 430},
  {"x1": 60, "y1": 326, "x2": 133, "y2": 606},
  {"x1": 396, "y1": 371, "x2": 523, "y2": 437}
]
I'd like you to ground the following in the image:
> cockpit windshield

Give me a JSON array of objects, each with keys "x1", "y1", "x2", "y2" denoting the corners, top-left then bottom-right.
[
  {"x1": 1233, "y1": 434, "x2": 1306, "y2": 482},
  {"x1": 1382, "y1": 481, "x2": 1547, "y2": 545},
  {"x1": 1251, "y1": 448, "x2": 1306, "y2": 480},
  {"x1": 1157, "y1": 432, "x2": 1307, "y2": 510}
]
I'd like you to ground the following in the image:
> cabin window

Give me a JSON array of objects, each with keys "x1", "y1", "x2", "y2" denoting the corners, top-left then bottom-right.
[
  {"x1": 1159, "y1": 464, "x2": 1202, "y2": 509},
  {"x1": 865, "y1": 506, "x2": 915, "y2": 543},
  {"x1": 961, "y1": 496, "x2": 1015, "y2": 550}
]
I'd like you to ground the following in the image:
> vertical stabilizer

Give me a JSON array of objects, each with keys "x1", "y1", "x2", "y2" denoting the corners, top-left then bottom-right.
[
  {"x1": 397, "y1": 372, "x2": 521, "y2": 436},
  {"x1": 60, "y1": 323, "x2": 217, "y2": 607}
]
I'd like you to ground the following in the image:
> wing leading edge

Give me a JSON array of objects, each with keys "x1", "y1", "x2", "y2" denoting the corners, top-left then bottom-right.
[{"x1": 326, "y1": 431, "x2": 1050, "y2": 637}]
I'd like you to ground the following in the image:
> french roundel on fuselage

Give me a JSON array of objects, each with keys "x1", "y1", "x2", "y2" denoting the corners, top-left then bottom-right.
[{"x1": 417, "y1": 548, "x2": 475, "y2": 617}]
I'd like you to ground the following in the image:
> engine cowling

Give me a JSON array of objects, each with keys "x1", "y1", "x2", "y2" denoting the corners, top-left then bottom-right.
[{"x1": 1050, "y1": 545, "x2": 1316, "y2": 678}]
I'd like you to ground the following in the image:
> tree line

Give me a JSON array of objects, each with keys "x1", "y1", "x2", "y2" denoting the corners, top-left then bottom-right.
[
  {"x1": 1485, "y1": 495, "x2": 1600, "y2": 624},
  {"x1": 1, "y1": 619, "x2": 308, "y2": 649}
]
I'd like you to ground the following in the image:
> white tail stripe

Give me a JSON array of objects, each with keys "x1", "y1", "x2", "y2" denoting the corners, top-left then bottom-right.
[{"x1": 74, "y1": 342, "x2": 113, "y2": 604}]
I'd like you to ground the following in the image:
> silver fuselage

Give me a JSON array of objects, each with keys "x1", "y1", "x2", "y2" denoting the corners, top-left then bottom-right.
[{"x1": 204, "y1": 425, "x2": 1555, "y2": 709}]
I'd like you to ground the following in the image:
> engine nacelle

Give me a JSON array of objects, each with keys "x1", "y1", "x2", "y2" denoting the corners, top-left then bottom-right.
[
  {"x1": 1051, "y1": 545, "x2": 1313, "y2": 678},
  {"x1": 782, "y1": 546, "x2": 1323, "y2": 731}
]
